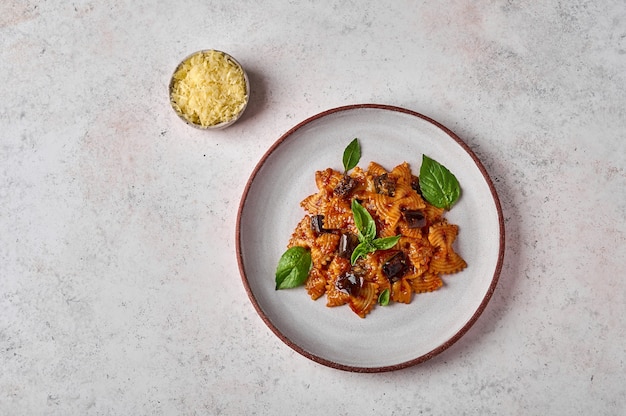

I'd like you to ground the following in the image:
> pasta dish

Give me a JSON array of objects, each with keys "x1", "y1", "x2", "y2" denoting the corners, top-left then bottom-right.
[{"x1": 284, "y1": 158, "x2": 467, "y2": 318}]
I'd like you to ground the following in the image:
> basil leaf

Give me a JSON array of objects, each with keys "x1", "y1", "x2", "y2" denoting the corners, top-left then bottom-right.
[
  {"x1": 419, "y1": 155, "x2": 461, "y2": 210},
  {"x1": 378, "y1": 288, "x2": 390, "y2": 306},
  {"x1": 351, "y1": 199, "x2": 376, "y2": 241},
  {"x1": 343, "y1": 138, "x2": 361, "y2": 172},
  {"x1": 350, "y1": 242, "x2": 373, "y2": 264},
  {"x1": 275, "y1": 246, "x2": 312, "y2": 290},
  {"x1": 372, "y1": 235, "x2": 401, "y2": 250}
]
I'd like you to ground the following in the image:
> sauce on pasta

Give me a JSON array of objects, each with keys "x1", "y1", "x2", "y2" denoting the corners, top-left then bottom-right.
[{"x1": 286, "y1": 160, "x2": 467, "y2": 318}]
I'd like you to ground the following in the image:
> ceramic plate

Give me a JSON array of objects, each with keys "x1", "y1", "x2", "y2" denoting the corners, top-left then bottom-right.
[{"x1": 236, "y1": 104, "x2": 504, "y2": 372}]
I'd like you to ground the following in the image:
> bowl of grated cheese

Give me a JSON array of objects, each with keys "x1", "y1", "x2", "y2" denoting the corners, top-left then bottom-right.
[{"x1": 169, "y1": 50, "x2": 249, "y2": 129}]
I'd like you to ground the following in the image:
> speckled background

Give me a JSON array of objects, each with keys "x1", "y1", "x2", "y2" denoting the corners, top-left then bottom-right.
[{"x1": 1, "y1": 1, "x2": 624, "y2": 415}]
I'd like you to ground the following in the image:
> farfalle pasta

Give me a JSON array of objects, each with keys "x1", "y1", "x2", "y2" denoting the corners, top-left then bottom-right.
[{"x1": 285, "y1": 159, "x2": 467, "y2": 318}]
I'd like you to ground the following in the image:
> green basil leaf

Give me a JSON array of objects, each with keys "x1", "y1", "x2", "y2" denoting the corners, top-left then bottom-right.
[
  {"x1": 275, "y1": 246, "x2": 312, "y2": 290},
  {"x1": 351, "y1": 199, "x2": 376, "y2": 241},
  {"x1": 350, "y1": 242, "x2": 373, "y2": 264},
  {"x1": 342, "y1": 138, "x2": 361, "y2": 172},
  {"x1": 378, "y1": 288, "x2": 390, "y2": 306},
  {"x1": 372, "y1": 235, "x2": 401, "y2": 251},
  {"x1": 419, "y1": 155, "x2": 461, "y2": 210}
]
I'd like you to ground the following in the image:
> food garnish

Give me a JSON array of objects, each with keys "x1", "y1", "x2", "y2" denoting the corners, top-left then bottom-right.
[
  {"x1": 419, "y1": 155, "x2": 461, "y2": 210},
  {"x1": 275, "y1": 246, "x2": 311, "y2": 290},
  {"x1": 350, "y1": 199, "x2": 401, "y2": 264}
]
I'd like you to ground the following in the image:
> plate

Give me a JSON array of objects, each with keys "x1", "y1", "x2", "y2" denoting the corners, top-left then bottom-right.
[{"x1": 236, "y1": 104, "x2": 504, "y2": 372}]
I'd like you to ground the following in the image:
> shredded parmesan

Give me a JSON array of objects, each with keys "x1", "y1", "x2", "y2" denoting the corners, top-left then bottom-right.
[{"x1": 170, "y1": 50, "x2": 248, "y2": 127}]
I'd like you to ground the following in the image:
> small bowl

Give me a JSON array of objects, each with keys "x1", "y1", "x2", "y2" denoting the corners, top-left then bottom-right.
[{"x1": 169, "y1": 50, "x2": 250, "y2": 130}]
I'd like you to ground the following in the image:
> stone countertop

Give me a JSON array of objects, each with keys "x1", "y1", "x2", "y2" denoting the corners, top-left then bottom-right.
[{"x1": 1, "y1": 1, "x2": 624, "y2": 414}]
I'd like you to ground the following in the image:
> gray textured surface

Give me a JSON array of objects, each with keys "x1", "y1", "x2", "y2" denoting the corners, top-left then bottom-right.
[{"x1": 1, "y1": 1, "x2": 624, "y2": 414}]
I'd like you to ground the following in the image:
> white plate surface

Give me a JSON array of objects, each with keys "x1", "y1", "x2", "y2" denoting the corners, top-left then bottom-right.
[{"x1": 236, "y1": 104, "x2": 504, "y2": 372}]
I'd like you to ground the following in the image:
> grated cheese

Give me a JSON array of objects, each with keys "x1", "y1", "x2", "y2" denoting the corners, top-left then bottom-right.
[{"x1": 170, "y1": 50, "x2": 248, "y2": 127}]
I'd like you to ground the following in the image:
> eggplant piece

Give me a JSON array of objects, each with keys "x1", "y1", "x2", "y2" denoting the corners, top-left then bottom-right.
[
  {"x1": 382, "y1": 251, "x2": 408, "y2": 282},
  {"x1": 374, "y1": 173, "x2": 396, "y2": 196},
  {"x1": 335, "y1": 272, "x2": 363, "y2": 297},
  {"x1": 338, "y1": 232, "x2": 359, "y2": 259},
  {"x1": 310, "y1": 215, "x2": 330, "y2": 234},
  {"x1": 311, "y1": 215, "x2": 324, "y2": 233},
  {"x1": 402, "y1": 209, "x2": 426, "y2": 229},
  {"x1": 411, "y1": 175, "x2": 422, "y2": 195},
  {"x1": 333, "y1": 174, "x2": 356, "y2": 197}
]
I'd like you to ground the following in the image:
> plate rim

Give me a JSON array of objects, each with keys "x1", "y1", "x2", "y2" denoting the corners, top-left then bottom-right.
[{"x1": 236, "y1": 103, "x2": 505, "y2": 373}]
